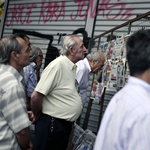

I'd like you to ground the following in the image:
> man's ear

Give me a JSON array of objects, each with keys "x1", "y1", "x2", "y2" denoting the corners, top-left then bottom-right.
[
  {"x1": 69, "y1": 46, "x2": 75, "y2": 56},
  {"x1": 11, "y1": 51, "x2": 19, "y2": 61},
  {"x1": 91, "y1": 59, "x2": 96, "y2": 67}
]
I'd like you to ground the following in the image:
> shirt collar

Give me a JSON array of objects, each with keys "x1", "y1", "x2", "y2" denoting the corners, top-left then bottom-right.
[
  {"x1": 61, "y1": 55, "x2": 77, "y2": 78},
  {"x1": 0, "y1": 64, "x2": 23, "y2": 82},
  {"x1": 30, "y1": 62, "x2": 37, "y2": 70},
  {"x1": 128, "y1": 76, "x2": 150, "y2": 91},
  {"x1": 84, "y1": 58, "x2": 91, "y2": 73},
  {"x1": 61, "y1": 55, "x2": 77, "y2": 71}
]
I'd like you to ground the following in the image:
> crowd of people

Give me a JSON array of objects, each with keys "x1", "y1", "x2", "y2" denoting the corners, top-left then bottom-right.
[
  {"x1": 0, "y1": 33, "x2": 88, "y2": 150},
  {"x1": 0, "y1": 29, "x2": 150, "y2": 150}
]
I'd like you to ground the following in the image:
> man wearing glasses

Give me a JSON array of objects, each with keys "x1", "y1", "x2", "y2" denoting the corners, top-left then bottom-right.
[{"x1": 23, "y1": 46, "x2": 43, "y2": 110}]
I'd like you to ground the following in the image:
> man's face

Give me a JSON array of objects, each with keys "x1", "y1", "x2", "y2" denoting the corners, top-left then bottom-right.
[
  {"x1": 35, "y1": 49, "x2": 43, "y2": 70},
  {"x1": 17, "y1": 37, "x2": 32, "y2": 68},
  {"x1": 91, "y1": 55, "x2": 105, "y2": 74},
  {"x1": 73, "y1": 37, "x2": 87, "y2": 62}
]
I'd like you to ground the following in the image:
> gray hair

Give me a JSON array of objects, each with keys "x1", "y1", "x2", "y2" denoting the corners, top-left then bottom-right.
[
  {"x1": 86, "y1": 51, "x2": 102, "y2": 63},
  {"x1": 60, "y1": 34, "x2": 79, "y2": 56},
  {"x1": 0, "y1": 35, "x2": 22, "y2": 63},
  {"x1": 30, "y1": 46, "x2": 40, "y2": 61}
]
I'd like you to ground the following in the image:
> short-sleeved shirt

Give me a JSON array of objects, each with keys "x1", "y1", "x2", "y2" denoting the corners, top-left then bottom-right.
[
  {"x1": 0, "y1": 64, "x2": 31, "y2": 150},
  {"x1": 23, "y1": 62, "x2": 37, "y2": 97},
  {"x1": 76, "y1": 58, "x2": 91, "y2": 106},
  {"x1": 35, "y1": 55, "x2": 83, "y2": 122}
]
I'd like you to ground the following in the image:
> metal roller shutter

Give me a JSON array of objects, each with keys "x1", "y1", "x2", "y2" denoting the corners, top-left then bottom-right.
[{"x1": 3, "y1": 0, "x2": 89, "y2": 72}]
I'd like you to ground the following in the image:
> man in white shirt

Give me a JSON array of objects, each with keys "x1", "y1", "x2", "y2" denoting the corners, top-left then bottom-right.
[
  {"x1": 76, "y1": 51, "x2": 105, "y2": 106},
  {"x1": 94, "y1": 29, "x2": 150, "y2": 150}
]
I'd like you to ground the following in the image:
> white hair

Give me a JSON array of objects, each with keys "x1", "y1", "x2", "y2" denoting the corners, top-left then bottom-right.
[{"x1": 60, "y1": 34, "x2": 79, "y2": 56}]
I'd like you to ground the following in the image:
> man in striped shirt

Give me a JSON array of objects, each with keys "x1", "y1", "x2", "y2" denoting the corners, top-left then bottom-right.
[
  {"x1": 94, "y1": 29, "x2": 150, "y2": 150},
  {"x1": 0, "y1": 34, "x2": 33, "y2": 150}
]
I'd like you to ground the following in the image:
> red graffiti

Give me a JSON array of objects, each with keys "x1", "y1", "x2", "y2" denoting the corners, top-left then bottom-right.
[
  {"x1": 70, "y1": 1, "x2": 89, "y2": 20},
  {"x1": 6, "y1": 4, "x2": 37, "y2": 27},
  {"x1": 70, "y1": 0, "x2": 134, "y2": 20},
  {"x1": 89, "y1": 0, "x2": 97, "y2": 19},
  {"x1": 5, "y1": 0, "x2": 134, "y2": 26},
  {"x1": 93, "y1": 0, "x2": 134, "y2": 20},
  {"x1": 38, "y1": 0, "x2": 65, "y2": 24}
]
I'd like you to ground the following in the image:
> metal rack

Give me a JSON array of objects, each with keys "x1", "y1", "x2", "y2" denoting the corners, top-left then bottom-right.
[
  {"x1": 88, "y1": 11, "x2": 150, "y2": 53},
  {"x1": 85, "y1": 11, "x2": 150, "y2": 134}
]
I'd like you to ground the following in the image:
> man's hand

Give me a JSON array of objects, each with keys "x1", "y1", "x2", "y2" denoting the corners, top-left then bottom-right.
[
  {"x1": 23, "y1": 141, "x2": 33, "y2": 150},
  {"x1": 28, "y1": 111, "x2": 41, "y2": 124},
  {"x1": 16, "y1": 127, "x2": 31, "y2": 150},
  {"x1": 28, "y1": 111, "x2": 35, "y2": 123},
  {"x1": 36, "y1": 60, "x2": 42, "y2": 71},
  {"x1": 31, "y1": 91, "x2": 44, "y2": 123}
]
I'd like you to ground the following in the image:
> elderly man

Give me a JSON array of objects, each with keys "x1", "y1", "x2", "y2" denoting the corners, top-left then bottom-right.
[
  {"x1": 23, "y1": 46, "x2": 43, "y2": 110},
  {"x1": 94, "y1": 29, "x2": 150, "y2": 150},
  {"x1": 0, "y1": 34, "x2": 32, "y2": 150},
  {"x1": 31, "y1": 34, "x2": 87, "y2": 150},
  {"x1": 23, "y1": 46, "x2": 43, "y2": 146},
  {"x1": 76, "y1": 51, "x2": 105, "y2": 106}
]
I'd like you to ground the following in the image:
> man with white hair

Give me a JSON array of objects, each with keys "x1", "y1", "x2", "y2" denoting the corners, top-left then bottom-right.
[
  {"x1": 76, "y1": 51, "x2": 105, "y2": 106},
  {"x1": 31, "y1": 34, "x2": 87, "y2": 150}
]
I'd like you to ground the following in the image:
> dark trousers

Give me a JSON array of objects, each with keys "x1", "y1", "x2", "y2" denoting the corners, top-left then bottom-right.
[{"x1": 33, "y1": 113, "x2": 73, "y2": 150}]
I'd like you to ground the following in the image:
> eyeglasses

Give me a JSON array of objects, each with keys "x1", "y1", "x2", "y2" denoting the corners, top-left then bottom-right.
[{"x1": 38, "y1": 55, "x2": 43, "y2": 57}]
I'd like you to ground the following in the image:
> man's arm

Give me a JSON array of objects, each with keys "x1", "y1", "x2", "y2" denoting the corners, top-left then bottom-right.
[
  {"x1": 36, "y1": 60, "x2": 42, "y2": 82},
  {"x1": 25, "y1": 88, "x2": 31, "y2": 110},
  {"x1": 31, "y1": 91, "x2": 44, "y2": 122},
  {"x1": 15, "y1": 127, "x2": 33, "y2": 150},
  {"x1": 36, "y1": 69, "x2": 40, "y2": 82}
]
